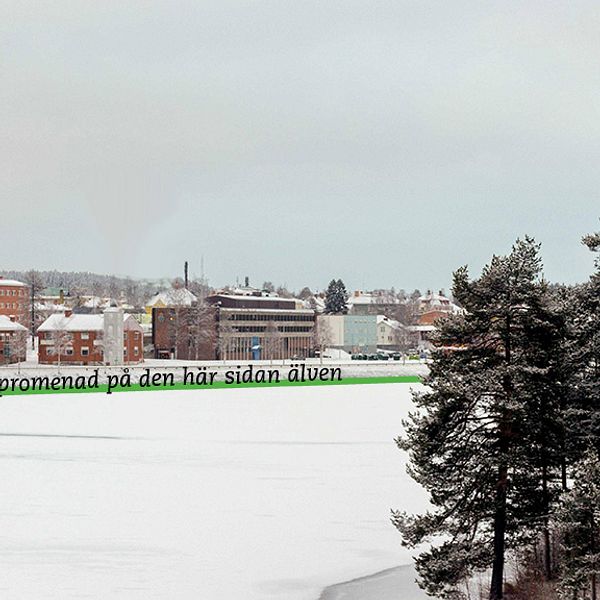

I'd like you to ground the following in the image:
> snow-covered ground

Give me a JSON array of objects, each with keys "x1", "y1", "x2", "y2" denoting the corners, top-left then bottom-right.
[{"x1": 0, "y1": 384, "x2": 428, "y2": 599}]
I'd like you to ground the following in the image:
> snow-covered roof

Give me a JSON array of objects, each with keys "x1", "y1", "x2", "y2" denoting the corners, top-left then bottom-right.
[
  {"x1": 147, "y1": 288, "x2": 197, "y2": 307},
  {"x1": 418, "y1": 293, "x2": 450, "y2": 303},
  {"x1": 407, "y1": 324, "x2": 436, "y2": 332},
  {"x1": 82, "y1": 296, "x2": 112, "y2": 309},
  {"x1": 376, "y1": 315, "x2": 404, "y2": 329},
  {"x1": 38, "y1": 313, "x2": 104, "y2": 332},
  {"x1": 0, "y1": 279, "x2": 27, "y2": 287},
  {"x1": 38, "y1": 311, "x2": 137, "y2": 332},
  {"x1": 0, "y1": 316, "x2": 28, "y2": 331},
  {"x1": 34, "y1": 301, "x2": 67, "y2": 312},
  {"x1": 348, "y1": 295, "x2": 400, "y2": 306}
]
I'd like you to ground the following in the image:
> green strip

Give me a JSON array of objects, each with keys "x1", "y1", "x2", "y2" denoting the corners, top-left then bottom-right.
[{"x1": 0, "y1": 375, "x2": 421, "y2": 398}]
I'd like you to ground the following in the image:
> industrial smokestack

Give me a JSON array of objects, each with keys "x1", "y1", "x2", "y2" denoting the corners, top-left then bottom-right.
[{"x1": 184, "y1": 261, "x2": 189, "y2": 289}]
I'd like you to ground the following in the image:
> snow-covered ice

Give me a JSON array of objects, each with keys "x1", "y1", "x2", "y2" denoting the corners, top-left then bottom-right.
[{"x1": 0, "y1": 383, "x2": 427, "y2": 599}]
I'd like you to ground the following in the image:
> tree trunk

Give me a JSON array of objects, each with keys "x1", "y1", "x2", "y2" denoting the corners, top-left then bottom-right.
[
  {"x1": 489, "y1": 458, "x2": 508, "y2": 600},
  {"x1": 542, "y1": 460, "x2": 552, "y2": 580},
  {"x1": 490, "y1": 333, "x2": 512, "y2": 600},
  {"x1": 592, "y1": 513, "x2": 597, "y2": 600}
]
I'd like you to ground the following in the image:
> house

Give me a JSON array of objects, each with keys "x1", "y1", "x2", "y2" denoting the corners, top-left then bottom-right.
[
  {"x1": 0, "y1": 277, "x2": 29, "y2": 325},
  {"x1": 347, "y1": 290, "x2": 401, "y2": 317},
  {"x1": 377, "y1": 315, "x2": 408, "y2": 350},
  {"x1": 0, "y1": 315, "x2": 28, "y2": 364},
  {"x1": 417, "y1": 290, "x2": 462, "y2": 315},
  {"x1": 37, "y1": 309, "x2": 144, "y2": 365}
]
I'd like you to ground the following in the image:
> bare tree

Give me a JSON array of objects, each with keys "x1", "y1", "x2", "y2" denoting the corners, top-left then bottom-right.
[
  {"x1": 23, "y1": 269, "x2": 44, "y2": 350},
  {"x1": 262, "y1": 320, "x2": 282, "y2": 364},
  {"x1": 314, "y1": 318, "x2": 333, "y2": 364},
  {"x1": 217, "y1": 319, "x2": 236, "y2": 362},
  {"x1": 50, "y1": 321, "x2": 73, "y2": 371},
  {"x1": 169, "y1": 282, "x2": 194, "y2": 359},
  {"x1": 185, "y1": 303, "x2": 216, "y2": 360},
  {"x1": 6, "y1": 330, "x2": 28, "y2": 373}
]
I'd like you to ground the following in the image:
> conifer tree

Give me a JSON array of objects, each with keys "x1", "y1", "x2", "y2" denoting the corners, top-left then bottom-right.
[
  {"x1": 570, "y1": 231, "x2": 600, "y2": 457},
  {"x1": 556, "y1": 449, "x2": 600, "y2": 600},
  {"x1": 324, "y1": 279, "x2": 348, "y2": 314},
  {"x1": 393, "y1": 238, "x2": 563, "y2": 600}
]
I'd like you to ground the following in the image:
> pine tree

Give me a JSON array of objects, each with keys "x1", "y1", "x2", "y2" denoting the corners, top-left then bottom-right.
[
  {"x1": 324, "y1": 279, "x2": 348, "y2": 314},
  {"x1": 570, "y1": 231, "x2": 600, "y2": 457},
  {"x1": 556, "y1": 449, "x2": 600, "y2": 600},
  {"x1": 393, "y1": 238, "x2": 564, "y2": 600}
]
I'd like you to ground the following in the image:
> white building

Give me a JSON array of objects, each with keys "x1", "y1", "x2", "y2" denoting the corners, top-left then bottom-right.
[{"x1": 377, "y1": 315, "x2": 406, "y2": 349}]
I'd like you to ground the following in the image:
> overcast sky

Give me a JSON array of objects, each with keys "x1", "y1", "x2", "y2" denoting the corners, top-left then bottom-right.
[{"x1": 2, "y1": 1, "x2": 599, "y2": 292}]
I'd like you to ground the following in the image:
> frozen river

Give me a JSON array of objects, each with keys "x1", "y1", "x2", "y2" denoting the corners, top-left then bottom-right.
[{"x1": 0, "y1": 383, "x2": 428, "y2": 599}]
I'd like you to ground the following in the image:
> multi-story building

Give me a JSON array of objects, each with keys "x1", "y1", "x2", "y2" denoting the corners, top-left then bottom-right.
[
  {"x1": 317, "y1": 314, "x2": 378, "y2": 354},
  {"x1": 207, "y1": 293, "x2": 316, "y2": 360},
  {"x1": 0, "y1": 277, "x2": 29, "y2": 325},
  {"x1": 0, "y1": 315, "x2": 28, "y2": 364},
  {"x1": 37, "y1": 309, "x2": 144, "y2": 365}
]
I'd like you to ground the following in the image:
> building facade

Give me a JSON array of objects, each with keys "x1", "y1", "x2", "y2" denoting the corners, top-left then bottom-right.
[
  {"x1": 207, "y1": 294, "x2": 316, "y2": 360},
  {"x1": 0, "y1": 278, "x2": 29, "y2": 325}
]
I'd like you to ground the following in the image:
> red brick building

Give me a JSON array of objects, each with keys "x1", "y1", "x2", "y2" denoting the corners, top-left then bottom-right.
[
  {"x1": 0, "y1": 315, "x2": 28, "y2": 364},
  {"x1": 152, "y1": 305, "x2": 217, "y2": 360},
  {"x1": 37, "y1": 310, "x2": 144, "y2": 366},
  {"x1": 0, "y1": 278, "x2": 29, "y2": 325}
]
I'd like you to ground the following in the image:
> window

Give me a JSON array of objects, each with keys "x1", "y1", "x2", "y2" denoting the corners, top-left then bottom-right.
[
  {"x1": 134, "y1": 347, "x2": 139, "y2": 356},
  {"x1": 81, "y1": 347, "x2": 89, "y2": 356},
  {"x1": 81, "y1": 333, "x2": 89, "y2": 340},
  {"x1": 65, "y1": 348, "x2": 74, "y2": 356}
]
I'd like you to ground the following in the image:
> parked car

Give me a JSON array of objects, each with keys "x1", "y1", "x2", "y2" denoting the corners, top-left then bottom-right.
[
  {"x1": 391, "y1": 353, "x2": 402, "y2": 361},
  {"x1": 376, "y1": 353, "x2": 389, "y2": 360}
]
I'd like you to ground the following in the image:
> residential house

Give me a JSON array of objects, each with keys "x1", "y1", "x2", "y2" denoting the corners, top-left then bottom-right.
[{"x1": 37, "y1": 309, "x2": 144, "y2": 365}]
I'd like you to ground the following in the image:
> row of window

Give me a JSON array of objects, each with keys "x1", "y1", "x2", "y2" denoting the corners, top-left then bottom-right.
[
  {"x1": 226, "y1": 326, "x2": 313, "y2": 333},
  {"x1": 0, "y1": 333, "x2": 19, "y2": 340},
  {"x1": 41, "y1": 331, "x2": 141, "y2": 340},
  {"x1": 0, "y1": 289, "x2": 25, "y2": 297},
  {"x1": 44, "y1": 345, "x2": 140, "y2": 356},
  {"x1": 225, "y1": 313, "x2": 314, "y2": 322},
  {"x1": 0, "y1": 303, "x2": 23, "y2": 309}
]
